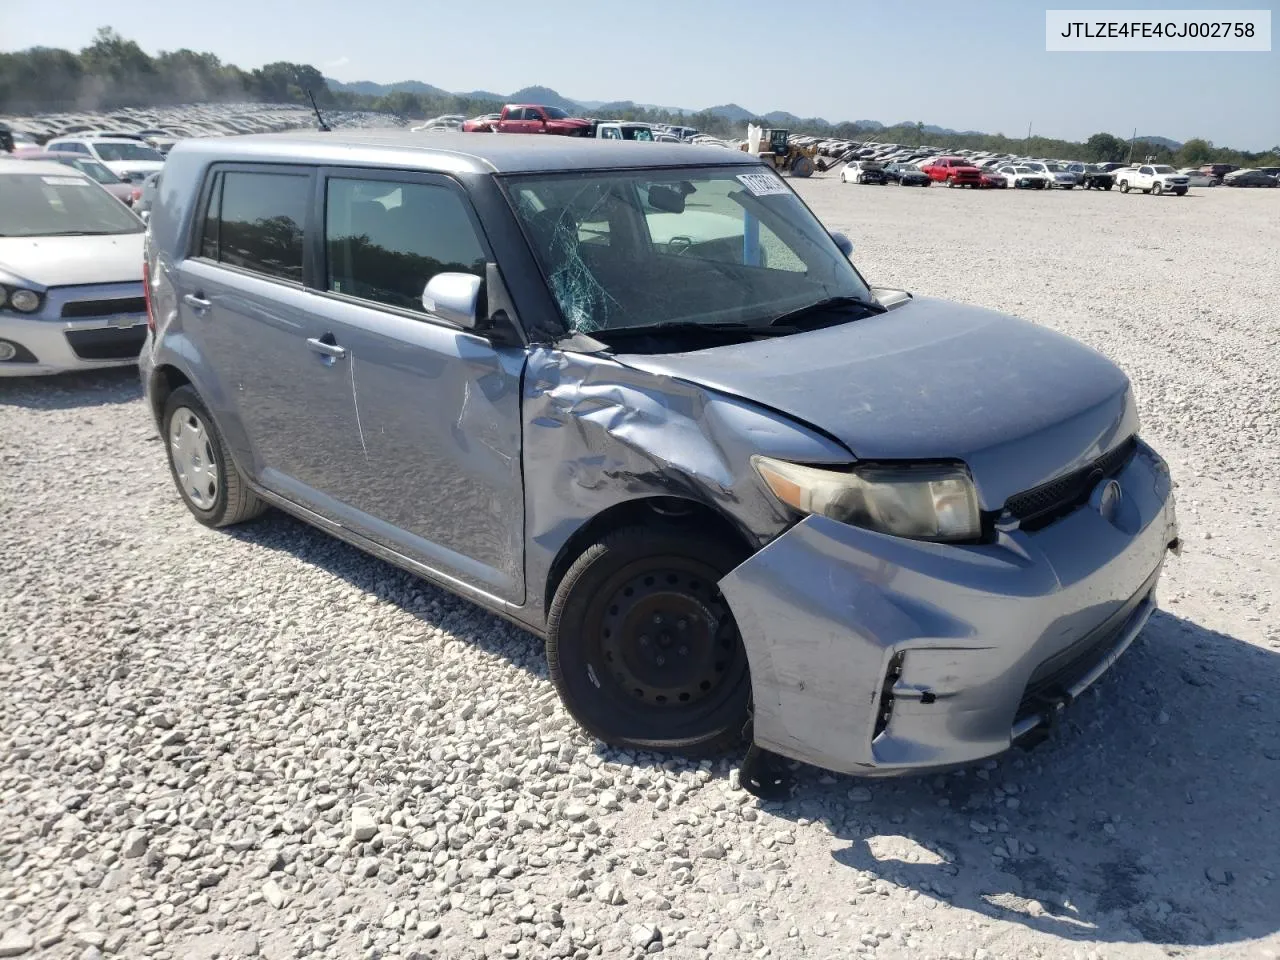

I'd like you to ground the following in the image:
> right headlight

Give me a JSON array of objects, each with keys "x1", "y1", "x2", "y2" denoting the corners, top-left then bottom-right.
[
  {"x1": 8, "y1": 288, "x2": 40, "y2": 313},
  {"x1": 753, "y1": 456, "x2": 982, "y2": 542}
]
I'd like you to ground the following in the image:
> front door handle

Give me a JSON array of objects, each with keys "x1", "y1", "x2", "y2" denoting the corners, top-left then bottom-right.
[
  {"x1": 183, "y1": 293, "x2": 211, "y2": 312},
  {"x1": 306, "y1": 336, "x2": 347, "y2": 359}
]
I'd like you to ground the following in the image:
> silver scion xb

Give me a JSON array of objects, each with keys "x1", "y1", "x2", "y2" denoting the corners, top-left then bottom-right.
[{"x1": 141, "y1": 133, "x2": 1180, "y2": 779}]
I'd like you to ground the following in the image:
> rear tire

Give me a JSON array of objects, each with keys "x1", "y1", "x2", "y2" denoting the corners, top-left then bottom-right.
[
  {"x1": 1119, "y1": 180, "x2": 1129, "y2": 193},
  {"x1": 1105, "y1": 183, "x2": 1113, "y2": 191},
  {"x1": 162, "y1": 385, "x2": 266, "y2": 528},
  {"x1": 790, "y1": 156, "x2": 814, "y2": 178},
  {"x1": 547, "y1": 524, "x2": 751, "y2": 756}
]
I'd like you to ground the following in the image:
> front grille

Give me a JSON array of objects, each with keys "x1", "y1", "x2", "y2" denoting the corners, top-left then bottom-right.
[
  {"x1": 61, "y1": 297, "x2": 147, "y2": 319},
  {"x1": 1014, "y1": 565, "x2": 1160, "y2": 726},
  {"x1": 1004, "y1": 437, "x2": 1136, "y2": 530},
  {"x1": 64, "y1": 326, "x2": 147, "y2": 361}
]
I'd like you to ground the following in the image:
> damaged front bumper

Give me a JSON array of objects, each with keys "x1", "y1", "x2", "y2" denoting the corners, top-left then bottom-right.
[{"x1": 719, "y1": 439, "x2": 1178, "y2": 777}]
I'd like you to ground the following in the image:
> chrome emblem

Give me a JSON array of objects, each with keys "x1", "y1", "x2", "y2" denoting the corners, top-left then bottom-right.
[{"x1": 1095, "y1": 479, "x2": 1122, "y2": 522}]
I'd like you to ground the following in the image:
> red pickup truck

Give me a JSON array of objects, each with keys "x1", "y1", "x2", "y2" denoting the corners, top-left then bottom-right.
[
  {"x1": 920, "y1": 156, "x2": 984, "y2": 188},
  {"x1": 464, "y1": 104, "x2": 592, "y2": 136}
]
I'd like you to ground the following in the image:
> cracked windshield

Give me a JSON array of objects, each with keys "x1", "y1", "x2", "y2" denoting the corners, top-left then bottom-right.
[{"x1": 504, "y1": 167, "x2": 870, "y2": 334}]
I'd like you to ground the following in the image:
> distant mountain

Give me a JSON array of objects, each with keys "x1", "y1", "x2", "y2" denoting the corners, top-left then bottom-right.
[
  {"x1": 763, "y1": 110, "x2": 833, "y2": 127},
  {"x1": 890, "y1": 121, "x2": 985, "y2": 137},
  {"x1": 706, "y1": 103, "x2": 755, "y2": 122},
  {"x1": 576, "y1": 98, "x2": 686, "y2": 113},
  {"x1": 853, "y1": 120, "x2": 886, "y2": 131},
  {"x1": 1134, "y1": 135, "x2": 1183, "y2": 150},
  {"x1": 506, "y1": 86, "x2": 582, "y2": 111},
  {"x1": 327, "y1": 79, "x2": 449, "y2": 98},
  {"x1": 457, "y1": 90, "x2": 505, "y2": 102}
]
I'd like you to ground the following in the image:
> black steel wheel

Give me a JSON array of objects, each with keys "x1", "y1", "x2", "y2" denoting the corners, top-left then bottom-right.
[{"x1": 547, "y1": 524, "x2": 751, "y2": 756}]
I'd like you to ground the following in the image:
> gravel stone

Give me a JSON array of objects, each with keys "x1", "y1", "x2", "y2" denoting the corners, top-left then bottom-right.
[
  {"x1": 0, "y1": 930, "x2": 34, "y2": 957},
  {"x1": 262, "y1": 879, "x2": 288, "y2": 909},
  {"x1": 351, "y1": 806, "x2": 378, "y2": 841},
  {"x1": 631, "y1": 924, "x2": 661, "y2": 948},
  {"x1": 120, "y1": 830, "x2": 149, "y2": 858}
]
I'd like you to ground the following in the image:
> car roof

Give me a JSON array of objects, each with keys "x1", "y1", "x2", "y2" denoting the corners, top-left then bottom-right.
[
  {"x1": 0, "y1": 159, "x2": 89, "y2": 178},
  {"x1": 48, "y1": 135, "x2": 147, "y2": 144},
  {"x1": 167, "y1": 130, "x2": 761, "y2": 175}
]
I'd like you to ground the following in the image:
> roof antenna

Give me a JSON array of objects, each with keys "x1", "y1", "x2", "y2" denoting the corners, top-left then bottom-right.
[{"x1": 307, "y1": 89, "x2": 332, "y2": 132}]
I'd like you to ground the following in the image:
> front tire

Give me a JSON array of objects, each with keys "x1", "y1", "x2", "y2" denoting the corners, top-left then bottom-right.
[
  {"x1": 1152, "y1": 182, "x2": 1164, "y2": 196},
  {"x1": 547, "y1": 525, "x2": 751, "y2": 756},
  {"x1": 1174, "y1": 188, "x2": 1187, "y2": 196},
  {"x1": 162, "y1": 385, "x2": 266, "y2": 528}
]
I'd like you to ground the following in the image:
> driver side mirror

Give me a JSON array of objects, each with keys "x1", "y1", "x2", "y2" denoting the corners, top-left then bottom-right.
[
  {"x1": 830, "y1": 231, "x2": 854, "y2": 257},
  {"x1": 422, "y1": 273, "x2": 482, "y2": 329}
]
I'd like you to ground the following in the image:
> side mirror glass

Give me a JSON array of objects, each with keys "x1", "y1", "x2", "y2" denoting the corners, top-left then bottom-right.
[
  {"x1": 422, "y1": 273, "x2": 482, "y2": 329},
  {"x1": 830, "y1": 231, "x2": 854, "y2": 257}
]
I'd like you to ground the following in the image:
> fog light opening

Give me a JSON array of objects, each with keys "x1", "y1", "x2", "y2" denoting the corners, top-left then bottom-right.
[
  {"x1": 873, "y1": 652, "x2": 905, "y2": 740},
  {"x1": 0, "y1": 341, "x2": 17, "y2": 362}
]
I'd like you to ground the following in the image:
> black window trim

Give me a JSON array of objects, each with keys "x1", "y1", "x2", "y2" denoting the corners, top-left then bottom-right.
[
  {"x1": 309, "y1": 165, "x2": 502, "y2": 334},
  {"x1": 185, "y1": 161, "x2": 317, "y2": 289}
]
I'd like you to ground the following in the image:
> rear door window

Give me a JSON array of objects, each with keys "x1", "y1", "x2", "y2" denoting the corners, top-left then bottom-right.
[
  {"x1": 324, "y1": 176, "x2": 486, "y2": 314},
  {"x1": 196, "y1": 169, "x2": 309, "y2": 282}
]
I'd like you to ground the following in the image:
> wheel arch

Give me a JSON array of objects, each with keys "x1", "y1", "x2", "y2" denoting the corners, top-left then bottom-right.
[
  {"x1": 543, "y1": 496, "x2": 757, "y2": 617},
  {"x1": 147, "y1": 362, "x2": 193, "y2": 427}
]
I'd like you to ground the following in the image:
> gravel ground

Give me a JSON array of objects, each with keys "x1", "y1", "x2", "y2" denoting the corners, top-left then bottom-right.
[{"x1": 2, "y1": 181, "x2": 1278, "y2": 960}]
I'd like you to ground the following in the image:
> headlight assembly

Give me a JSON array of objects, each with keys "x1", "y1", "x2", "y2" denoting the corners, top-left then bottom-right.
[
  {"x1": 753, "y1": 456, "x2": 982, "y2": 542},
  {"x1": 4, "y1": 287, "x2": 41, "y2": 313}
]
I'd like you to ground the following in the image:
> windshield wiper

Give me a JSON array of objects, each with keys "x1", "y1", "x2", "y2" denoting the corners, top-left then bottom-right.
[
  {"x1": 769, "y1": 295, "x2": 886, "y2": 328},
  {"x1": 595, "y1": 321, "x2": 787, "y2": 339}
]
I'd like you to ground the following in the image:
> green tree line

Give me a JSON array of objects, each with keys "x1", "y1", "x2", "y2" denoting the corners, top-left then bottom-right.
[{"x1": 2, "y1": 29, "x2": 1275, "y2": 167}]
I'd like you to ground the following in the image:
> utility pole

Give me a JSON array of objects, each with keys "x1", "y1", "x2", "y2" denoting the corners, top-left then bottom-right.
[
  {"x1": 1127, "y1": 126, "x2": 1137, "y2": 164},
  {"x1": 1025, "y1": 121, "x2": 1032, "y2": 153}
]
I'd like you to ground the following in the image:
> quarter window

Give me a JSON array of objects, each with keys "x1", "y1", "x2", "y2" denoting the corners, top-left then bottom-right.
[
  {"x1": 324, "y1": 177, "x2": 486, "y2": 314},
  {"x1": 198, "y1": 170, "x2": 309, "y2": 282}
]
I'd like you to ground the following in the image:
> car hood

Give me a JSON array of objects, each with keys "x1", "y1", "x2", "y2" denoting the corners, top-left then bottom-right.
[
  {"x1": 615, "y1": 296, "x2": 1137, "y2": 510},
  {"x1": 101, "y1": 160, "x2": 164, "y2": 177},
  {"x1": 0, "y1": 233, "x2": 145, "y2": 288}
]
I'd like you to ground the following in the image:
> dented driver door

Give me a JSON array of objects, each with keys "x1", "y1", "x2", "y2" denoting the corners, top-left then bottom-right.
[{"x1": 304, "y1": 168, "x2": 528, "y2": 605}]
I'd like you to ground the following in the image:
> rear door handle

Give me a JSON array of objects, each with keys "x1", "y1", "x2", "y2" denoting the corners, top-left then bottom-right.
[
  {"x1": 306, "y1": 336, "x2": 347, "y2": 359},
  {"x1": 183, "y1": 293, "x2": 211, "y2": 311}
]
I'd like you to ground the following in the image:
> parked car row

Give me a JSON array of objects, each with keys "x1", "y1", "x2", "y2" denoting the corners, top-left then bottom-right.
[
  {"x1": 834, "y1": 154, "x2": 1274, "y2": 196},
  {"x1": 455, "y1": 105, "x2": 699, "y2": 143}
]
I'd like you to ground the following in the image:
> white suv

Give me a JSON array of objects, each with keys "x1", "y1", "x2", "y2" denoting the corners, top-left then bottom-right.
[{"x1": 44, "y1": 136, "x2": 165, "y2": 182}]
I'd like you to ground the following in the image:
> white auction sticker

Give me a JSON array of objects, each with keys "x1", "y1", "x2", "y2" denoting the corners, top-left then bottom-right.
[
  {"x1": 736, "y1": 172, "x2": 789, "y2": 197},
  {"x1": 1046, "y1": 9, "x2": 1270, "y2": 51},
  {"x1": 41, "y1": 176, "x2": 89, "y2": 186}
]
